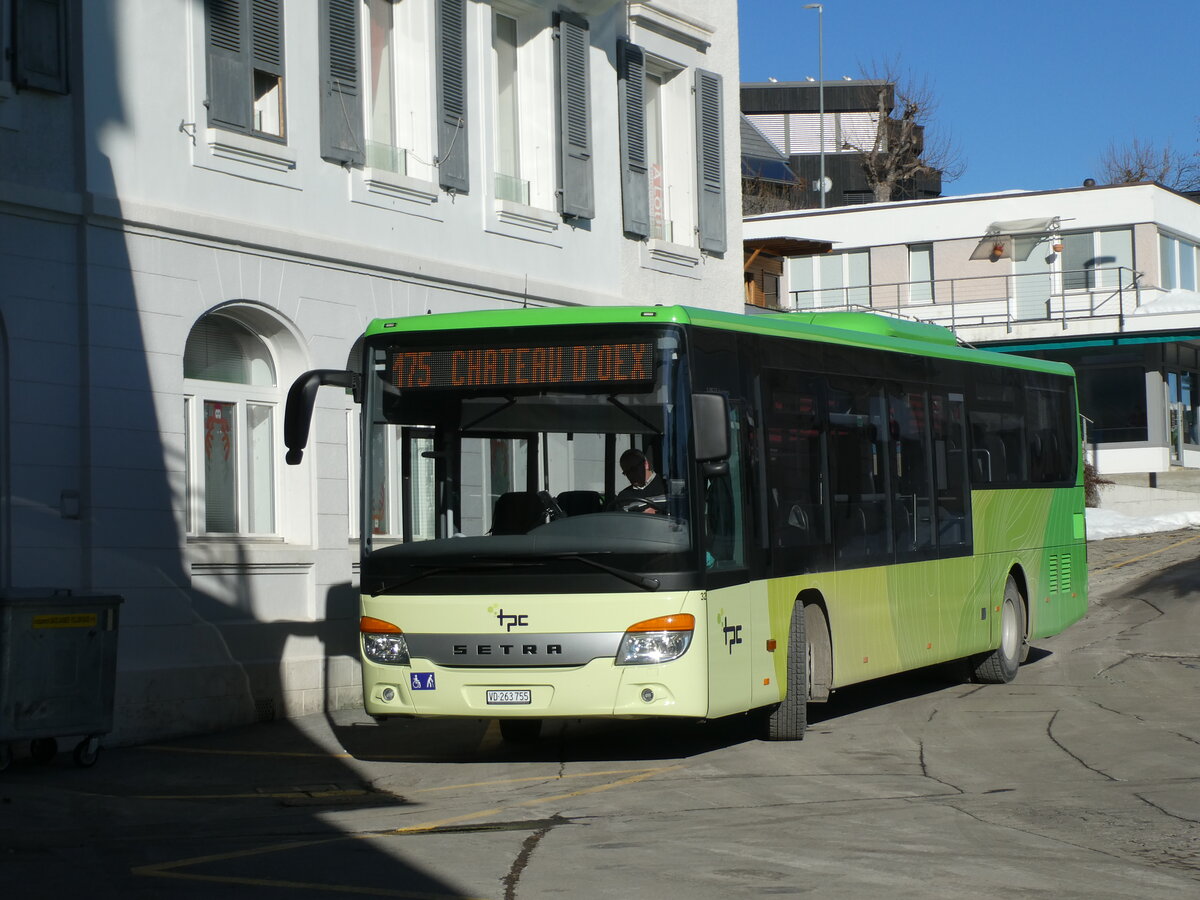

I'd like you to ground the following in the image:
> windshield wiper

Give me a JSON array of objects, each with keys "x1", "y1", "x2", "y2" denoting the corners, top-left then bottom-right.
[{"x1": 541, "y1": 553, "x2": 661, "y2": 591}]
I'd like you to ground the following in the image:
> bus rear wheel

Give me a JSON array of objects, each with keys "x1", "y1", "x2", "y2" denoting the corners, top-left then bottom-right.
[
  {"x1": 972, "y1": 576, "x2": 1025, "y2": 684},
  {"x1": 762, "y1": 600, "x2": 808, "y2": 741},
  {"x1": 499, "y1": 719, "x2": 543, "y2": 743}
]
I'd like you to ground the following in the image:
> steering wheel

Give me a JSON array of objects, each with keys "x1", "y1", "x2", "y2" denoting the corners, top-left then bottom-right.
[{"x1": 619, "y1": 496, "x2": 666, "y2": 514}]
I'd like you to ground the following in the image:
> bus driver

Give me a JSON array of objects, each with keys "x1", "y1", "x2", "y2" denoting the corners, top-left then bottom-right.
[{"x1": 612, "y1": 448, "x2": 666, "y2": 513}]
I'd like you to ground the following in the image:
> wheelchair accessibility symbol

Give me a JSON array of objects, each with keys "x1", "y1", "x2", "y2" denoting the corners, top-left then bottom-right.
[{"x1": 410, "y1": 673, "x2": 436, "y2": 690}]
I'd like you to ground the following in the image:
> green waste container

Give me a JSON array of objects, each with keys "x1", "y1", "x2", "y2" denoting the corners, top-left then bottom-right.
[{"x1": 0, "y1": 593, "x2": 122, "y2": 771}]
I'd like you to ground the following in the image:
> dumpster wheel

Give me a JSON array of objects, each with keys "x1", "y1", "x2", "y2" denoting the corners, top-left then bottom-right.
[
  {"x1": 73, "y1": 736, "x2": 100, "y2": 768},
  {"x1": 30, "y1": 737, "x2": 58, "y2": 763}
]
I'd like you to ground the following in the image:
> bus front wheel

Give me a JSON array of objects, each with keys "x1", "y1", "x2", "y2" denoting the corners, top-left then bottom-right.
[
  {"x1": 972, "y1": 577, "x2": 1025, "y2": 684},
  {"x1": 762, "y1": 600, "x2": 808, "y2": 741}
]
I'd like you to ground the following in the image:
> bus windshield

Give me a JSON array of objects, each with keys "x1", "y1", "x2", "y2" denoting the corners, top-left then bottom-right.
[{"x1": 361, "y1": 327, "x2": 697, "y2": 593}]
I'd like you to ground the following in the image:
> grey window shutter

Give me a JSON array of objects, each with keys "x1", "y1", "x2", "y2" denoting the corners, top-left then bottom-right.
[
  {"x1": 13, "y1": 0, "x2": 69, "y2": 94},
  {"x1": 205, "y1": 0, "x2": 251, "y2": 131},
  {"x1": 249, "y1": 0, "x2": 284, "y2": 82},
  {"x1": 436, "y1": 0, "x2": 469, "y2": 193},
  {"x1": 555, "y1": 11, "x2": 593, "y2": 219},
  {"x1": 694, "y1": 68, "x2": 726, "y2": 254},
  {"x1": 319, "y1": 0, "x2": 363, "y2": 165},
  {"x1": 617, "y1": 41, "x2": 649, "y2": 238}
]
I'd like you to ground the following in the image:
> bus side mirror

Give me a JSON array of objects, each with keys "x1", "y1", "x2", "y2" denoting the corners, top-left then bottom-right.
[
  {"x1": 692, "y1": 392, "x2": 730, "y2": 465},
  {"x1": 284, "y1": 369, "x2": 359, "y2": 465}
]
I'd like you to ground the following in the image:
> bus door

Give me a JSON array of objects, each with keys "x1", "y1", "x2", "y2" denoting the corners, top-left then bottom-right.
[
  {"x1": 370, "y1": 425, "x2": 439, "y2": 540},
  {"x1": 930, "y1": 390, "x2": 974, "y2": 652},
  {"x1": 886, "y1": 385, "x2": 938, "y2": 654},
  {"x1": 703, "y1": 403, "x2": 755, "y2": 718}
]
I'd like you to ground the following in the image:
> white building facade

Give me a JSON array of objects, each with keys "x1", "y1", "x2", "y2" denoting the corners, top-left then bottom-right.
[
  {"x1": 745, "y1": 183, "x2": 1200, "y2": 476},
  {"x1": 0, "y1": 0, "x2": 742, "y2": 742}
]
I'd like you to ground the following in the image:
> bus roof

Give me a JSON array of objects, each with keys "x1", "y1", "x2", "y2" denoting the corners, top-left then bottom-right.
[{"x1": 364, "y1": 306, "x2": 1074, "y2": 377}]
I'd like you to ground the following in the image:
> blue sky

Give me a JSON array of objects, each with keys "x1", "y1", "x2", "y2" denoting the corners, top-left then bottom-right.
[{"x1": 738, "y1": 0, "x2": 1200, "y2": 197}]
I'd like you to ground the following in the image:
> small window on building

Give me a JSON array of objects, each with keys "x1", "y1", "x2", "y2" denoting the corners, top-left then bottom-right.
[
  {"x1": 1062, "y1": 229, "x2": 1133, "y2": 292},
  {"x1": 205, "y1": 0, "x2": 286, "y2": 140},
  {"x1": 184, "y1": 314, "x2": 280, "y2": 535},
  {"x1": 487, "y1": 4, "x2": 557, "y2": 210},
  {"x1": 908, "y1": 243, "x2": 933, "y2": 303},
  {"x1": 12, "y1": 0, "x2": 69, "y2": 94},
  {"x1": 790, "y1": 250, "x2": 869, "y2": 309},
  {"x1": 360, "y1": 0, "x2": 434, "y2": 177},
  {"x1": 1160, "y1": 232, "x2": 1199, "y2": 293}
]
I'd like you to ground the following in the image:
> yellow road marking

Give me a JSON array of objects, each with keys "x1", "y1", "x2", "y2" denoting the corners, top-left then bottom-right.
[
  {"x1": 142, "y1": 745, "x2": 427, "y2": 761},
  {"x1": 131, "y1": 866, "x2": 481, "y2": 900},
  {"x1": 412, "y1": 765, "x2": 681, "y2": 794},
  {"x1": 134, "y1": 789, "x2": 369, "y2": 801},
  {"x1": 1091, "y1": 532, "x2": 1200, "y2": 573},
  {"x1": 132, "y1": 764, "x2": 682, "y2": 896}
]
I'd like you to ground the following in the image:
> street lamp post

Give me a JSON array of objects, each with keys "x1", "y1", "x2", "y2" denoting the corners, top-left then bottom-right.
[{"x1": 803, "y1": 3, "x2": 825, "y2": 208}]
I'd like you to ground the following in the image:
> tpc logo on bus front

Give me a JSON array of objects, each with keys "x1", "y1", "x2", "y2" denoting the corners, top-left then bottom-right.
[{"x1": 490, "y1": 606, "x2": 529, "y2": 632}]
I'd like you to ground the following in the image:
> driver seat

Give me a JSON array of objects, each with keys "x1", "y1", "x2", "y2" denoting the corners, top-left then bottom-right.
[
  {"x1": 556, "y1": 490, "x2": 603, "y2": 516},
  {"x1": 490, "y1": 492, "x2": 545, "y2": 535}
]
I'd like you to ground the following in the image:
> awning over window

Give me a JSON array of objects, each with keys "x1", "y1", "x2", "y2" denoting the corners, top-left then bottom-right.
[
  {"x1": 743, "y1": 236, "x2": 832, "y2": 259},
  {"x1": 984, "y1": 217, "x2": 1060, "y2": 236},
  {"x1": 744, "y1": 236, "x2": 833, "y2": 274},
  {"x1": 970, "y1": 216, "x2": 1061, "y2": 262}
]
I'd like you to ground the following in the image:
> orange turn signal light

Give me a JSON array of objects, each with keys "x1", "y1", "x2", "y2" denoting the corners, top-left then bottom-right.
[
  {"x1": 625, "y1": 614, "x2": 695, "y2": 633},
  {"x1": 360, "y1": 616, "x2": 403, "y2": 634}
]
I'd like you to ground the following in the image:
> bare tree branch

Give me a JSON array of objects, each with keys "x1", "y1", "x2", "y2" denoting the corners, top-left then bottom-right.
[
  {"x1": 1097, "y1": 137, "x2": 1200, "y2": 192},
  {"x1": 851, "y1": 59, "x2": 964, "y2": 202}
]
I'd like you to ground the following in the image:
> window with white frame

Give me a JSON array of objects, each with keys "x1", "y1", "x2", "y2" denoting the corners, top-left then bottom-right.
[
  {"x1": 184, "y1": 314, "x2": 279, "y2": 536},
  {"x1": 205, "y1": 0, "x2": 286, "y2": 139},
  {"x1": 363, "y1": 0, "x2": 434, "y2": 179},
  {"x1": 488, "y1": 3, "x2": 554, "y2": 209},
  {"x1": 1062, "y1": 228, "x2": 1133, "y2": 291},
  {"x1": 908, "y1": 243, "x2": 933, "y2": 303},
  {"x1": 789, "y1": 250, "x2": 870, "y2": 309},
  {"x1": 644, "y1": 61, "x2": 694, "y2": 244},
  {"x1": 1159, "y1": 232, "x2": 1199, "y2": 292}
]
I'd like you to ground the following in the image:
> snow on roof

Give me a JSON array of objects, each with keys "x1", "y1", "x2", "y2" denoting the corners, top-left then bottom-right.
[{"x1": 1131, "y1": 289, "x2": 1200, "y2": 316}]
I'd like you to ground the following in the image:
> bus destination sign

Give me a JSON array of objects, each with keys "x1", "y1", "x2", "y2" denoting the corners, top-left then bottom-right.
[{"x1": 388, "y1": 342, "x2": 655, "y2": 390}]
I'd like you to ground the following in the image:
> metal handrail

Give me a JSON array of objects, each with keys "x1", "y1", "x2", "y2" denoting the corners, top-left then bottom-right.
[{"x1": 785, "y1": 266, "x2": 1146, "y2": 333}]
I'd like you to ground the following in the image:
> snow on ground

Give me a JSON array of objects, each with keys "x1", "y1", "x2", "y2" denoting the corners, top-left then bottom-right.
[{"x1": 1086, "y1": 507, "x2": 1200, "y2": 540}]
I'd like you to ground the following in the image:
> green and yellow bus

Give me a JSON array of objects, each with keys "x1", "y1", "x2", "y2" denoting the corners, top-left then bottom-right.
[{"x1": 285, "y1": 306, "x2": 1087, "y2": 741}]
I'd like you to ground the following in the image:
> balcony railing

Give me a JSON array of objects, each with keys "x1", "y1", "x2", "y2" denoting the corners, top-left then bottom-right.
[{"x1": 785, "y1": 267, "x2": 1148, "y2": 334}]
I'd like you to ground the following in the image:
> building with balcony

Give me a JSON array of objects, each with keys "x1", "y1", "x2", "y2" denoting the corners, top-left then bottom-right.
[
  {"x1": 744, "y1": 182, "x2": 1200, "y2": 477},
  {"x1": 0, "y1": 0, "x2": 742, "y2": 742}
]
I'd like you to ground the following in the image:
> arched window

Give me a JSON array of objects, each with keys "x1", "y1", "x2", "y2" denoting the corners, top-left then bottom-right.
[{"x1": 184, "y1": 313, "x2": 279, "y2": 535}]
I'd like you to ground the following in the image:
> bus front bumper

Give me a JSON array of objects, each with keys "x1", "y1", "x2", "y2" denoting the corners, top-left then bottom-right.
[{"x1": 362, "y1": 653, "x2": 710, "y2": 720}]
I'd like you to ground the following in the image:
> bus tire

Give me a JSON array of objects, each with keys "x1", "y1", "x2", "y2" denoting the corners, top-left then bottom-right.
[
  {"x1": 972, "y1": 576, "x2": 1025, "y2": 684},
  {"x1": 499, "y1": 719, "x2": 542, "y2": 743},
  {"x1": 762, "y1": 600, "x2": 808, "y2": 741}
]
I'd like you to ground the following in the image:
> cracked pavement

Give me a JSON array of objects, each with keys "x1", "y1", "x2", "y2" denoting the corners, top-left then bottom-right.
[{"x1": 1, "y1": 529, "x2": 1198, "y2": 898}]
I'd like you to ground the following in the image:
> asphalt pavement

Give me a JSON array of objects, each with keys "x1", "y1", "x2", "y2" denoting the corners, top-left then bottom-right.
[{"x1": 2, "y1": 529, "x2": 1199, "y2": 899}]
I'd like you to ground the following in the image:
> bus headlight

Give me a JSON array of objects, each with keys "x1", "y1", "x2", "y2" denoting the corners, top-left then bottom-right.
[
  {"x1": 361, "y1": 616, "x2": 410, "y2": 665},
  {"x1": 616, "y1": 614, "x2": 694, "y2": 666}
]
